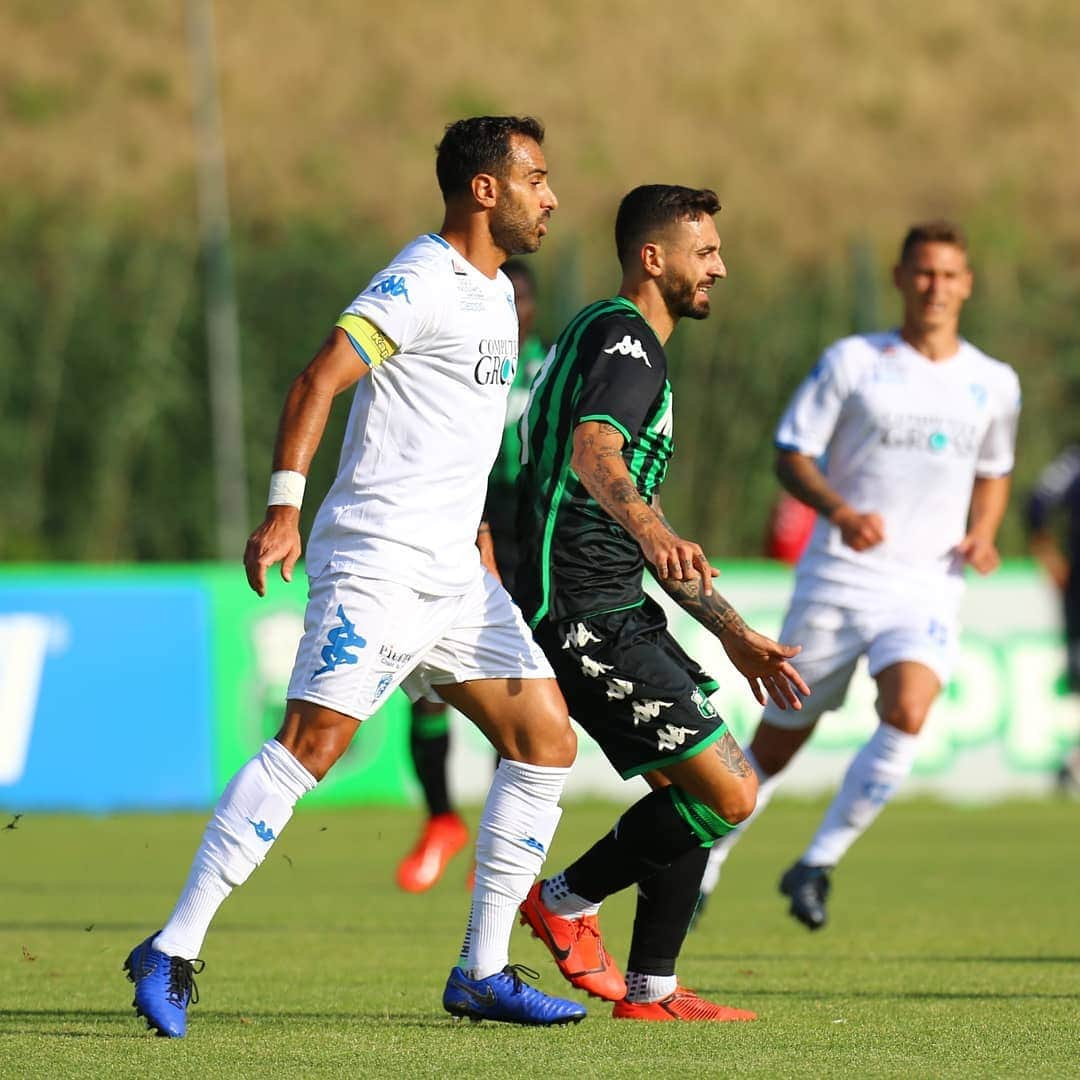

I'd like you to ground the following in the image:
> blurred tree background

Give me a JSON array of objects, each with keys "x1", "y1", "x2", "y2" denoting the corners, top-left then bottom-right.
[{"x1": 2, "y1": 0, "x2": 1078, "y2": 561}]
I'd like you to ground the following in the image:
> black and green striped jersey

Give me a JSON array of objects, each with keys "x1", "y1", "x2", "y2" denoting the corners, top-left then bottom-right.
[{"x1": 515, "y1": 296, "x2": 674, "y2": 626}]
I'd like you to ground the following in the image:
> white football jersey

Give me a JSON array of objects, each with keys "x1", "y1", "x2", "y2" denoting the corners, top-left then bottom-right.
[
  {"x1": 305, "y1": 234, "x2": 519, "y2": 594},
  {"x1": 776, "y1": 330, "x2": 1021, "y2": 608}
]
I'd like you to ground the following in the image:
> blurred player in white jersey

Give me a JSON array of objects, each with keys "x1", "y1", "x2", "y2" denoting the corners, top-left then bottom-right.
[
  {"x1": 699, "y1": 221, "x2": 1021, "y2": 929},
  {"x1": 125, "y1": 116, "x2": 587, "y2": 1035}
]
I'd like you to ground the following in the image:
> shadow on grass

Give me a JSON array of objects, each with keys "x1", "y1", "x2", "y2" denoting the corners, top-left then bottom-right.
[
  {"x1": 700, "y1": 952, "x2": 1080, "y2": 965},
  {"x1": 0, "y1": 1007, "x2": 477, "y2": 1036},
  {"x1": 697, "y1": 986, "x2": 1079, "y2": 1002}
]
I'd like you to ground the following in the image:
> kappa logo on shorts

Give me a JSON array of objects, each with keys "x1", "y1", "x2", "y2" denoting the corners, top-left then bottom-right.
[
  {"x1": 605, "y1": 677, "x2": 634, "y2": 701},
  {"x1": 631, "y1": 698, "x2": 674, "y2": 726},
  {"x1": 580, "y1": 654, "x2": 614, "y2": 678},
  {"x1": 311, "y1": 604, "x2": 367, "y2": 678},
  {"x1": 563, "y1": 623, "x2": 602, "y2": 649},
  {"x1": 655, "y1": 723, "x2": 700, "y2": 752}
]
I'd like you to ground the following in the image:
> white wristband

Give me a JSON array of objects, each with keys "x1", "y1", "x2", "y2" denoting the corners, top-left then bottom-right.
[{"x1": 267, "y1": 470, "x2": 306, "y2": 509}]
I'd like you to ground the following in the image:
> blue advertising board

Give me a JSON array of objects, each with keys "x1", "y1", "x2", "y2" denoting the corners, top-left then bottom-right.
[{"x1": 0, "y1": 571, "x2": 215, "y2": 810}]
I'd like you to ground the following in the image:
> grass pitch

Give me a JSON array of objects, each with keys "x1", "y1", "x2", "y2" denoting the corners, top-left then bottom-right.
[{"x1": 1, "y1": 798, "x2": 1077, "y2": 1078}]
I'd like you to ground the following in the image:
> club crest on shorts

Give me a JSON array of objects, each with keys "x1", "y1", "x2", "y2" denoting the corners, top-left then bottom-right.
[
  {"x1": 691, "y1": 688, "x2": 718, "y2": 718},
  {"x1": 312, "y1": 604, "x2": 367, "y2": 678}
]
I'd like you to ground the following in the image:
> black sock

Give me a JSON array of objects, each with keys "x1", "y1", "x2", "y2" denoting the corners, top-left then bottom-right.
[
  {"x1": 626, "y1": 845, "x2": 709, "y2": 976},
  {"x1": 564, "y1": 787, "x2": 700, "y2": 902},
  {"x1": 409, "y1": 708, "x2": 451, "y2": 817}
]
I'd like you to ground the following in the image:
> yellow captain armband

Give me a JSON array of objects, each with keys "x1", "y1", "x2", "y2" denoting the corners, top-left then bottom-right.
[{"x1": 336, "y1": 313, "x2": 398, "y2": 368}]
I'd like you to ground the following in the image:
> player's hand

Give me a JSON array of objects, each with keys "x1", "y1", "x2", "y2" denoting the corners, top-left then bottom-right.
[
  {"x1": 720, "y1": 627, "x2": 809, "y2": 710},
  {"x1": 830, "y1": 506, "x2": 886, "y2": 552},
  {"x1": 244, "y1": 506, "x2": 302, "y2": 597},
  {"x1": 641, "y1": 527, "x2": 719, "y2": 595},
  {"x1": 955, "y1": 533, "x2": 1000, "y2": 575}
]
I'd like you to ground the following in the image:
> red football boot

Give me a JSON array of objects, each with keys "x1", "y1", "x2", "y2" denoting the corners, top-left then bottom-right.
[{"x1": 396, "y1": 813, "x2": 469, "y2": 893}]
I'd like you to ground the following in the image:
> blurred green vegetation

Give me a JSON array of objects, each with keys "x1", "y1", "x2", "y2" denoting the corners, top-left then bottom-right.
[{"x1": 2, "y1": 198, "x2": 1076, "y2": 562}]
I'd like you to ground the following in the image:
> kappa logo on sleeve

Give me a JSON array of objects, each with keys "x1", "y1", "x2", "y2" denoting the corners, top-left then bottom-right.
[
  {"x1": 368, "y1": 275, "x2": 411, "y2": 304},
  {"x1": 603, "y1": 335, "x2": 651, "y2": 366}
]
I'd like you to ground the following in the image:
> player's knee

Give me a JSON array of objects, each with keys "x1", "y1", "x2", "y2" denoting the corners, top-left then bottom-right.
[
  {"x1": 274, "y1": 706, "x2": 360, "y2": 781},
  {"x1": 670, "y1": 781, "x2": 755, "y2": 843},
  {"x1": 710, "y1": 772, "x2": 757, "y2": 826},
  {"x1": 879, "y1": 701, "x2": 928, "y2": 735},
  {"x1": 501, "y1": 703, "x2": 577, "y2": 767}
]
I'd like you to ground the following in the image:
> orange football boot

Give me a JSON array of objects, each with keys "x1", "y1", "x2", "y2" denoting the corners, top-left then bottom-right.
[
  {"x1": 613, "y1": 986, "x2": 757, "y2": 1022},
  {"x1": 518, "y1": 881, "x2": 626, "y2": 1001},
  {"x1": 396, "y1": 812, "x2": 469, "y2": 893}
]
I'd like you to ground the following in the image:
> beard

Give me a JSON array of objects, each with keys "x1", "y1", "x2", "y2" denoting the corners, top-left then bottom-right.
[
  {"x1": 659, "y1": 273, "x2": 710, "y2": 321},
  {"x1": 490, "y1": 197, "x2": 545, "y2": 256}
]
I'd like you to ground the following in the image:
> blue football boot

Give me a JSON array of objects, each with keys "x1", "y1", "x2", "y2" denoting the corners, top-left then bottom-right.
[
  {"x1": 123, "y1": 933, "x2": 205, "y2": 1037},
  {"x1": 443, "y1": 964, "x2": 586, "y2": 1025}
]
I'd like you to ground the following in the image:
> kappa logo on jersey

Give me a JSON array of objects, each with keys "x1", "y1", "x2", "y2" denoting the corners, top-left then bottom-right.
[
  {"x1": 369, "y1": 275, "x2": 411, "y2": 304},
  {"x1": 631, "y1": 698, "x2": 674, "y2": 725},
  {"x1": 312, "y1": 605, "x2": 367, "y2": 678},
  {"x1": 603, "y1": 335, "x2": 651, "y2": 366},
  {"x1": 968, "y1": 382, "x2": 988, "y2": 409},
  {"x1": 563, "y1": 622, "x2": 603, "y2": 649},
  {"x1": 655, "y1": 723, "x2": 699, "y2": 752},
  {"x1": 605, "y1": 677, "x2": 634, "y2": 701},
  {"x1": 580, "y1": 654, "x2": 614, "y2": 678}
]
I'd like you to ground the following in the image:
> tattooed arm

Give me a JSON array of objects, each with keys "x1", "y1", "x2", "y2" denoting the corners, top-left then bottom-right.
[
  {"x1": 571, "y1": 420, "x2": 717, "y2": 591},
  {"x1": 650, "y1": 497, "x2": 810, "y2": 711},
  {"x1": 776, "y1": 449, "x2": 884, "y2": 552}
]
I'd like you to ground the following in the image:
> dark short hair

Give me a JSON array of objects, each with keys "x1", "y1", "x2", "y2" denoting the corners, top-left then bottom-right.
[
  {"x1": 614, "y1": 185, "x2": 721, "y2": 266},
  {"x1": 435, "y1": 116, "x2": 545, "y2": 199},
  {"x1": 899, "y1": 220, "x2": 968, "y2": 265}
]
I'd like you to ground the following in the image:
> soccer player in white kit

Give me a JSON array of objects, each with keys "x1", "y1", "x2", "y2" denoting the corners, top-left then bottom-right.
[
  {"x1": 124, "y1": 116, "x2": 587, "y2": 1034},
  {"x1": 698, "y1": 221, "x2": 1021, "y2": 929}
]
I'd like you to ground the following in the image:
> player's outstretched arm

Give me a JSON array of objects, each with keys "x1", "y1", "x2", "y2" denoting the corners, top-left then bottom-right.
[
  {"x1": 646, "y1": 505, "x2": 809, "y2": 711},
  {"x1": 955, "y1": 474, "x2": 1011, "y2": 575},
  {"x1": 570, "y1": 420, "x2": 717, "y2": 591},
  {"x1": 776, "y1": 449, "x2": 885, "y2": 551},
  {"x1": 244, "y1": 327, "x2": 371, "y2": 597}
]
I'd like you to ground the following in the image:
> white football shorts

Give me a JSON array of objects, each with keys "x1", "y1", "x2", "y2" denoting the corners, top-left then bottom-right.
[
  {"x1": 285, "y1": 567, "x2": 555, "y2": 721},
  {"x1": 762, "y1": 593, "x2": 959, "y2": 730}
]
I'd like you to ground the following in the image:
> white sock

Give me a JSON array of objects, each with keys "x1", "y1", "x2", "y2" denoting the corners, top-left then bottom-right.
[
  {"x1": 700, "y1": 748, "x2": 781, "y2": 896},
  {"x1": 541, "y1": 871, "x2": 600, "y2": 918},
  {"x1": 154, "y1": 740, "x2": 316, "y2": 958},
  {"x1": 802, "y1": 723, "x2": 920, "y2": 868},
  {"x1": 459, "y1": 758, "x2": 568, "y2": 979},
  {"x1": 625, "y1": 970, "x2": 677, "y2": 1003}
]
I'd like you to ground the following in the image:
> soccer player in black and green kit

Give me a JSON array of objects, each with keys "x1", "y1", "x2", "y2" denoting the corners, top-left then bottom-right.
[{"x1": 516, "y1": 185, "x2": 810, "y2": 1021}]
